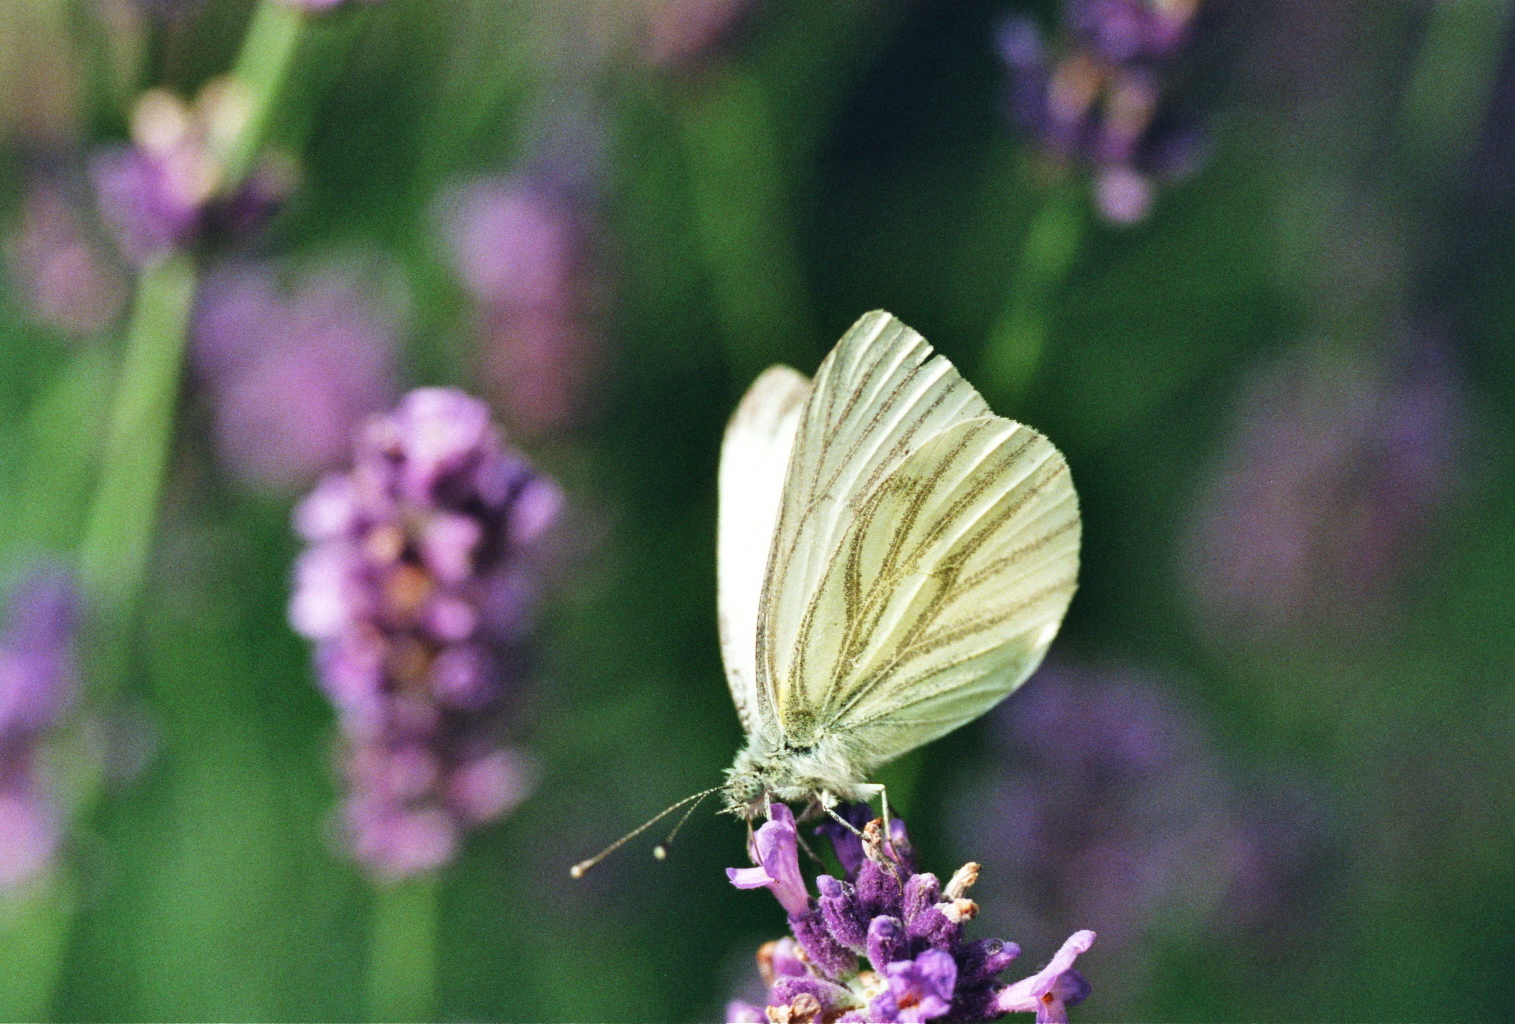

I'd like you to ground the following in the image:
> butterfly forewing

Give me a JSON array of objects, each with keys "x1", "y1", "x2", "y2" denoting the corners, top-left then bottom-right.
[
  {"x1": 753, "y1": 312, "x2": 1079, "y2": 759},
  {"x1": 717, "y1": 365, "x2": 812, "y2": 737}
]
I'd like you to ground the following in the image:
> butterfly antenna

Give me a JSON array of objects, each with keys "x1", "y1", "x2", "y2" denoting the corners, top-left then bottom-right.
[
  {"x1": 570, "y1": 786, "x2": 723, "y2": 879},
  {"x1": 652, "y1": 787, "x2": 717, "y2": 861}
]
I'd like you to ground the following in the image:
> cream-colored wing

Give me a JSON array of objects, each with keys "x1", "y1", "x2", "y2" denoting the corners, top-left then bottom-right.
[
  {"x1": 718, "y1": 364, "x2": 811, "y2": 736},
  {"x1": 798, "y1": 415, "x2": 1079, "y2": 769},
  {"x1": 756, "y1": 311, "x2": 1078, "y2": 757},
  {"x1": 755, "y1": 310, "x2": 996, "y2": 729}
]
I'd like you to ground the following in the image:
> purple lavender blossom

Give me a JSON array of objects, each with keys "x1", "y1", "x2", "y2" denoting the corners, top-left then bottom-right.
[
  {"x1": 191, "y1": 257, "x2": 401, "y2": 494},
  {"x1": 0, "y1": 569, "x2": 79, "y2": 891},
  {"x1": 1181, "y1": 336, "x2": 1463, "y2": 640},
  {"x1": 995, "y1": 1, "x2": 1204, "y2": 224},
  {"x1": 289, "y1": 388, "x2": 561, "y2": 880},
  {"x1": 946, "y1": 661, "x2": 1322, "y2": 1009},
  {"x1": 91, "y1": 81, "x2": 293, "y2": 265},
  {"x1": 4, "y1": 183, "x2": 127, "y2": 338},
  {"x1": 728, "y1": 804, "x2": 1096, "y2": 1023},
  {"x1": 726, "y1": 802, "x2": 812, "y2": 916},
  {"x1": 437, "y1": 175, "x2": 597, "y2": 436}
]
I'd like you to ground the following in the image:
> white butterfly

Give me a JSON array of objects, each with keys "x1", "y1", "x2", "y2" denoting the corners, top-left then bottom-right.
[{"x1": 718, "y1": 310, "x2": 1081, "y2": 821}]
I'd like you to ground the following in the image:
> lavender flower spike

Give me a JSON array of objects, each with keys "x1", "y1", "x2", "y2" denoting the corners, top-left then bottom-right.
[
  {"x1": 996, "y1": 0, "x2": 1205, "y2": 224},
  {"x1": 289, "y1": 388, "x2": 560, "y2": 880},
  {"x1": 728, "y1": 803, "x2": 1097, "y2": 1022},
  {"x1": 995, "y1": 930, "x2": 1096, "y2": 1024},
  {"x1": 438, "y1": 174, "x2": 598, "y2": 435},
  {"x1": 4, "y1": 183, "x2": 126, "y2": 338}
]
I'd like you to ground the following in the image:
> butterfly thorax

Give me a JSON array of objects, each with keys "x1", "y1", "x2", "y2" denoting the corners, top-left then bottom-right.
[{"x1": 722, "y1": 735, "x2": 878, "y2": 821}]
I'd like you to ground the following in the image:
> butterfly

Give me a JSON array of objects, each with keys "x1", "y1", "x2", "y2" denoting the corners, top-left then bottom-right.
[
  {"x1": 718, "y1": 310, "x2": 1080, "y2": 822},
  {"x1": 571, "y1": 311, "x2": 1079, "y2": 876}
]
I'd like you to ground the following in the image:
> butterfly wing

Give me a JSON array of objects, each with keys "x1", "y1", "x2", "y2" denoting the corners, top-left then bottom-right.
[
  {"x1": 793, "y1": 415, "x2": 1078, "y2": 769},
  {"x1": 718, "y1": 364, "x2": 812, "y2": 737},
  {"x1": 756, "y1": 311, "x2": 1078, "y2": 763}
]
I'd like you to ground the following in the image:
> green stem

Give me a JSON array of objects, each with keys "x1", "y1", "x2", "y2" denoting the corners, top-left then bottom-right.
[
  {"x1": 980, "y1": 182, "x2": 1086, "y2": 407},
  {"x1": 680, "y1": 68, "x2": 814, "y2": 386},
  {"x1": 0, "y1": 881, "x2": 76, "y2": 1020},
  {"x1": 76, "y1": 252, "x2": 197, "y2": 625},
  {"x1": 1399, "y1": 0, "x2": 1514, "y2": 174},
  {"x1": 220, "y1": 0, "x2": 308, "y2": 187},
  {"x1": 368, "y1": 874, "x2": 440, "y2": 1023}
]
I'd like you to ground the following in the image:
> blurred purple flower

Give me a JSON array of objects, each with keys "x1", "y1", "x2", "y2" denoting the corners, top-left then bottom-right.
[
  {"x1": 947, "y1": 661, "x2": 1323, "y2": 1005},
  {"x1": 438, "y1": 175, "x2": 598, "y2": 436},
  {"x1": 641, "y1": 0, "x2": 756, "y2": 68},
  {"x1": 279, "y1": 0, "x2": 377, "y2": 9},
  {"x1": 289, "y1": 388, "x2": 561, "y2": 880},
  {"x1": 729, "y1": 804, "x2": 1096, "y2": 1023},
  {"x1": 995, "y1": 1, "x2": 1204, "y2": 224},
  {"x1": 0, "y1": 569, "x2": 79, "y2": 891},
  {"x1": 191, "y1": 257, "x2": 401, "y2": 494},
  {"x1": 4, "y1": 183, "x2": 127, "y2": 338},
  {"x1": 1181, "y1": 336, "x2": 1464, "y2": 640},
  {"x1": 1066, "y1": 0, "x2": 1197, "y2": 64},
  {"x1": 91, "y1": 80, "x2": 294, "y2": 265}
]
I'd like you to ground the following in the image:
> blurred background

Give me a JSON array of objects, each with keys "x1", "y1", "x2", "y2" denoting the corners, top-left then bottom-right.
[{"x1": 0, "y1": 0, "x2": 1513, "y2": 1020}]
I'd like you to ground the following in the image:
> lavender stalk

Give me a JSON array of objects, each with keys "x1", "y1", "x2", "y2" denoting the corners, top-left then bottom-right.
[
  {"x1": 980, "y1": 182, "x2": 1085, "y2": 405},
  {"x1": 76, "y1": 251, "x2": 196, "y2": 619},
  {"x1": 79, "y1": 0, "x2": 312, "y2": 631},
  {"x1": 367, "y1": 873, "x2": 440, "y2": 1023},
  {"x1": 680, "y1": 69, "x2": 814, "y2": 387}
]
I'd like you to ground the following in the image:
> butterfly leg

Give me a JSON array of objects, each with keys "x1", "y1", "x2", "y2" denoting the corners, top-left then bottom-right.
[
  {"x1": 823, "y1": 802, "x2": 864, "y2": 836},
  {"x1": 876, "y1": 784, "x2": 904, "y2": 863}
]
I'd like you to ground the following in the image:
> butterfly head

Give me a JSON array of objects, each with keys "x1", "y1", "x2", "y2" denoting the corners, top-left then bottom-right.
[{"x1": 722, "y1": 748, "x2": 772, "y2": 820}]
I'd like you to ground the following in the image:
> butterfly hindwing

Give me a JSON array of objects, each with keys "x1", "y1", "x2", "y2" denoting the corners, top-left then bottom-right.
[{"x1": 718, "y1": 365, "x2": 811, "y2": 738}]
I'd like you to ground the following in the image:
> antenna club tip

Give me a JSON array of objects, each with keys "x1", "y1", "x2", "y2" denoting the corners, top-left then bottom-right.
[
  {"x1": 569, "y1": 862, "x2": 589, "y2": 879},
  {"x1": 652, "y1": 845, "x2": 667, "y2": 860}
]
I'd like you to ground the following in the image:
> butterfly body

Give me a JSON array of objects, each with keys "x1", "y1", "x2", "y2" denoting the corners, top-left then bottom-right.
[
  {"x1": 716, "y1": 311, "x2": 1080, "y2": 824},
  {"x1": 724, "y1": 734, "x2": 882, "y2": 819}
]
